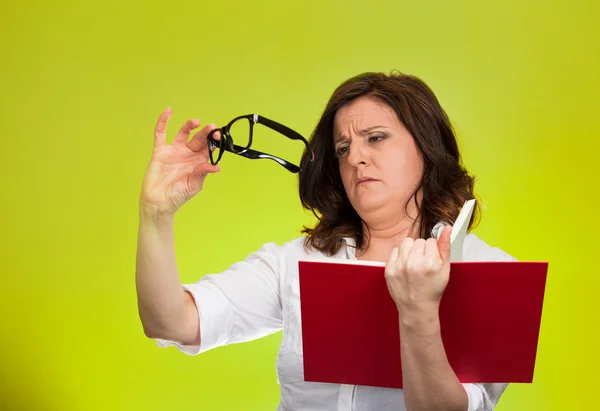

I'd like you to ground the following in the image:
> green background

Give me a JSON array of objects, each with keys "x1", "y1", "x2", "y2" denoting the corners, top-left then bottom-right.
[{"x1": 1, "y1": 0, "x2": 597, "y2": 409}]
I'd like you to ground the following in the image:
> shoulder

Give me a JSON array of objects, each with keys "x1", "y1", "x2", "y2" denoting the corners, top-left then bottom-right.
[
  {"x1": 279, "y1": 235, "x2": 322, "y2": 258},
  {"x1": 247, "y1": 236, "x2": 322, "y2": 286},
  {"x1": 462, "y1": 232, "x2": 518, "y2": 262},
  {"x1": 250, "y1": 235, "x2": 319, "y2": 261}
]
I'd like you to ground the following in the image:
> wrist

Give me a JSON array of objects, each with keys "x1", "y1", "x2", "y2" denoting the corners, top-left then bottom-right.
[
  {"x1": 139, "y1": 203, "x2": 175, "y2": 226},
  {"x1": 397, "y1": 302, "x2": 441, "y2": 333}
]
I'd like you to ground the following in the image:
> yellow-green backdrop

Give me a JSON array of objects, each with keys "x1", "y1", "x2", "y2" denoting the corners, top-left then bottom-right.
[{"x1": 1, "y1": 0, "x2": 597, "y2": 409}]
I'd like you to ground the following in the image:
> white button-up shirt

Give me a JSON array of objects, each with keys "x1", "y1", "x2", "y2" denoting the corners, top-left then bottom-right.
[{"x1": 156, "y1": 232, "x2": 516, "y2": 410}]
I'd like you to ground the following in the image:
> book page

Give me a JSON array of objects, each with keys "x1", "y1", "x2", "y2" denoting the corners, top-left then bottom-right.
[{"x1": 449, "y1": 199, "x2": 476, "y2": 262}]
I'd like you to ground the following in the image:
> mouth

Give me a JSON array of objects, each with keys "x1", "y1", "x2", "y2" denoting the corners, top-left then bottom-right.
[{"x1": 356, "y1": 178, "x2": 379, "y2": 186}]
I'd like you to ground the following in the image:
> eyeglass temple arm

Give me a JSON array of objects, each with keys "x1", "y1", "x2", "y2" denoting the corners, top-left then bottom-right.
[
  {"x1": 231, "y1": 144, "x2": 301, "y2": 173},
  {"x1": 255, "y1": 115, "x2": 314, "y2": 161}
]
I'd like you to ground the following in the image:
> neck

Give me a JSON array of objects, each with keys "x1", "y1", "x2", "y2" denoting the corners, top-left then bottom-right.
[
  {"x1": 356, "y1": 217, "x2": 421, "y2": 262},
  {"x1": 355, "y1": 192, "x2": 423, "y2": 262}
]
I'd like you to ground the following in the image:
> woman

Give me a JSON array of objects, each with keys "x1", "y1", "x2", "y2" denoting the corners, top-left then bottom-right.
[{"x1": 136, "y1": 72, "x2": 516, "y2": 411}]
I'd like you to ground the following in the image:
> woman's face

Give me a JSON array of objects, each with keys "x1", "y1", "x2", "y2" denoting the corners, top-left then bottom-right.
[{"x1": 333, "y1": 96, "x2": 424, "y2": 219}]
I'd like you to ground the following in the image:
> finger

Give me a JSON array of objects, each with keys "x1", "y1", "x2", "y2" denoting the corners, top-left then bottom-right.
[
  {"x1": 385, "y1": 247, "x2": 400, "y2": 276},
  {"x1": 399, "y1": 238, "x2": 414, "y2": 266},
  {"x1": 187, "y1": 124, "x2": 220, "y2": 153},
  {"x1": 410, "y1": 238, "x2": 426, "y2": 257},
  {"x1": 154, "y1": 107, "x2": 172, "y2": 146},
  {"x1": 404, "y1": 238, "x2": 425, "y2": 272},
  {"x1": 437, "y1": 225, "x2": 452, "y2": 264},
  {"x1": 173, "y1": 118, "x2": 201, "y2": 145},
  {"x1": 424, "y1": 238, "x2": 443, "y2": 271},
  {"x1": 424, "y1": 238, "x2": 440, "y2": 261}
]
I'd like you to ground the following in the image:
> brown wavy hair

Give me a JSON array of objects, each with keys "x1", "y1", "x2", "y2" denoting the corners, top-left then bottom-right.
[{"x1": 298, "y1": 71, "x2": 481, "y2": 256}]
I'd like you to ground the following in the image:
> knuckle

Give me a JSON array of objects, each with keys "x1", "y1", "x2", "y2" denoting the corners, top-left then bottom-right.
[
  {"x1": 426, "y1": 260, "x2": 435, "y2": 271},
  {"x1": 185, "y1": 119, "x2": 199, "y2": 130}
]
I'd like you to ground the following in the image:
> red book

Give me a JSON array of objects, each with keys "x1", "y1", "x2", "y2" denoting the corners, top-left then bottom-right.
[{"x1": 298, "y1": 259, "x2": 548, "y2": 389}]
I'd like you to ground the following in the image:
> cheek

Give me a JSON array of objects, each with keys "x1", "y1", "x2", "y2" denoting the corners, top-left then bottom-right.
[
  {"x1": 338, "y1": 163, "x2": 353, "y2": 189},
  {"x1": 383, "y1": 150, "x2": 423, "y2": 189}
]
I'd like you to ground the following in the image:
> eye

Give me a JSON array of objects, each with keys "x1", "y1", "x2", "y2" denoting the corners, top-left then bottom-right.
[
  {"x1": 336, "y1": 145, "x2": 349, "y2": 157},
  {"x1": 368, "y1": 134, "x2": 386, "y2": 143}
]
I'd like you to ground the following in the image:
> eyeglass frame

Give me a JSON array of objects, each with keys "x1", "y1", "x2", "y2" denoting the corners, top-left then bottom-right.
[{"x1": 207, "y1": 114, "x2": 314, "y2": 173}]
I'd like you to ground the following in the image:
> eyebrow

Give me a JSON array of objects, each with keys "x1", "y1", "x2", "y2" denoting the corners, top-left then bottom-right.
[{"x1": 333, "y1": 125, "x2": 390, "y2": 145}]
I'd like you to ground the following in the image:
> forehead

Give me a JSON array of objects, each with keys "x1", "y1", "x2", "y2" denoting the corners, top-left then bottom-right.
[{"x1": 333, "y1": 96, "x2": 399, "y2": 132}]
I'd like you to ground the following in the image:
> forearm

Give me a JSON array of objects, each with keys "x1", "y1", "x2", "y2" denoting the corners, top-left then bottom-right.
[
  {"x1": 399, "y1": 308, "x2": 468, "y2": 411},
  {"x1": 135, "y1": 206, "x2": 186, "y2": 340}
]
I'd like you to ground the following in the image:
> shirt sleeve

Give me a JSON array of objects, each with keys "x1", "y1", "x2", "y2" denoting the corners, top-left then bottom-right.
[
  {"x1": 463, "y1": 383, "x2": 509, "y2": 411},
  {"x1": 154, "y1": 241, "x2": 284, "y2": 355}
]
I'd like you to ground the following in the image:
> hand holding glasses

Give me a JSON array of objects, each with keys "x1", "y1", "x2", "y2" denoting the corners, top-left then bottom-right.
[{"x1": 207, "y1": 114, "x2": 314, "y2": 173}]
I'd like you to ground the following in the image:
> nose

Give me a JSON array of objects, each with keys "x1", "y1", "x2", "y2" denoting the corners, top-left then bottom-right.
[{"x1": 346, "y1": 141, "x2": 369, "y2": 167}]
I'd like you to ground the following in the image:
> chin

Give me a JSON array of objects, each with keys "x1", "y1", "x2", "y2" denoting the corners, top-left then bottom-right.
[{"x1": 351, "y1": 193, "x2": 389, "y2": 214}]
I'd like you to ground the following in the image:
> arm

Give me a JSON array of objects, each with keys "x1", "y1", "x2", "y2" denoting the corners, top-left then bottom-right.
[
  {"x1": 135, "y1": 108, "x2": 221, "y2": 346},
  {"x1": 386, "y1": 228, "x2": 508, "y2": 411},
  {"x1": 386, "y1": 227, "x2": 469, "y2": 411},
  {"x1": 135, "y1": 206, "x2": 199, "y2": 345},
  {"x1": 153, "y1": 237, "x2": 285, "y2": 355},
  {"x1": 399, "y1": 307, "x2": 467, "y2": 411}
]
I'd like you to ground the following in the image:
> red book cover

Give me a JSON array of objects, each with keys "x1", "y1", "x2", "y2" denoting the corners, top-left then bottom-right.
[{"x1": 298, "y1": 259, "x2": 548, "y2": 389}]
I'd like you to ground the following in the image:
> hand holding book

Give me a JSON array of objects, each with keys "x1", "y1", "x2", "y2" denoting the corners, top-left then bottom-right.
[{"x1": 385, "y1": 225, "x2": 452, "y2": 319}]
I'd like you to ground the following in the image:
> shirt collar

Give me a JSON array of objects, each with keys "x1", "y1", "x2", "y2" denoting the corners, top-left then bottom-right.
[{"x1": 342, "y1": 237, "x2": 357, "y2": 260}]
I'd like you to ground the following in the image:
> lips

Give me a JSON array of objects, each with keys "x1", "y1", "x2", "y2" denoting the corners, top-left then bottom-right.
[{"x1": 356, "y1": 177, "x2": 378, "y2": 185}]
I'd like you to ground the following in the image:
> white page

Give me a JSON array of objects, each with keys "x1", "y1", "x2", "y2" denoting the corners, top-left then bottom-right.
[{"x1": 449, "y1": 199, "x2": 475, "y2": 262}]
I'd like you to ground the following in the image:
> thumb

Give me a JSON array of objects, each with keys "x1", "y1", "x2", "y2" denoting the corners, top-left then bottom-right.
[
  {"x1": 438, "y1": 225, "x2": 452, "y2": 263},
  {"x1": 193, "y1": 162, "x2": 220, "y2": 178},
  {"x1": 188, "y1": 162, "x2": 220, "y2": 193}
]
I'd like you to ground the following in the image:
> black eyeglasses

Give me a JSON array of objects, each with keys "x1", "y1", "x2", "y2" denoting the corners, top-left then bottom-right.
[{"x1": 207, "y1": 114, "x2": 314, "y2": 173}]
